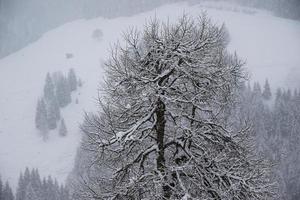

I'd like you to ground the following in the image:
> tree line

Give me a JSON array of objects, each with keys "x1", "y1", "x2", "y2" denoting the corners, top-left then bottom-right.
[
  {"x1": 0, "y1": 177, "x2": 14, "y2": 200},
  {"x1": 234, "y1": 80, "x2": 300, "y2": 200},
  {"x1": 1, "y1": 168, "x2": 70, "y2": 200},
  {"x1": 15, "y1": 168, "x2": 69, "y2": 200},
  {"x1": 233, "y1": 0, "x2": 300, "y2": 20}
]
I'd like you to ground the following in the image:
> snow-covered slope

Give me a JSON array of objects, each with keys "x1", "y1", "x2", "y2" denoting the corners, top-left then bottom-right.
[{"x1": 1, "y1": 1, "x2": 300, "y2": 189}]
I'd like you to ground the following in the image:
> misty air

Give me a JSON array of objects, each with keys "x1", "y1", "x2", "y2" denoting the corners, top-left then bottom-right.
[{"x1": 0, "y1": 0, "x2": 300, "y2": 200}]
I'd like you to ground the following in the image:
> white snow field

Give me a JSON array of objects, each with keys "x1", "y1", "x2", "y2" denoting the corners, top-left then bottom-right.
[{"x1": 0, "y1": 1, "x2": 300, "y2": 189}]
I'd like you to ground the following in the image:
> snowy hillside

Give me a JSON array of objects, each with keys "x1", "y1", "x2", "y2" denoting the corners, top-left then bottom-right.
[{"x1": 0, "y1": 1, "x2": 300, "y2": 189}]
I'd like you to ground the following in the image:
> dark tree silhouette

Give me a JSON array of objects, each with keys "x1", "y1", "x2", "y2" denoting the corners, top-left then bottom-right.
[{"x1": 262, "y1": 79, "x2": 272, "y2": 100}]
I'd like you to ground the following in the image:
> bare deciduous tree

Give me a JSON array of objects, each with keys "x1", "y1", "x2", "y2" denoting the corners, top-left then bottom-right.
[{"x1": 78, "y1": 15, "x2": 277, "y2": 200}]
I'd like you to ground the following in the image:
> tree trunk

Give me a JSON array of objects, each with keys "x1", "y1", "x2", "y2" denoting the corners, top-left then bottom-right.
[{"x1": 155, "y1": 98, "x2": 171, "y2": 199}]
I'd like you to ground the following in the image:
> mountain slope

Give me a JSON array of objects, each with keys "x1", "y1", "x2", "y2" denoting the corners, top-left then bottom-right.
[{"x1": 0, "y1": 1, "x2": 300, "y2": 189}]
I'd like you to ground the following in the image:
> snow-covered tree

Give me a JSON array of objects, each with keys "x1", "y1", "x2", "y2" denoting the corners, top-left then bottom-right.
[
  {"x1": 77, "y1": 78, "x2": 82, "y2": 87},
  {"x1": 44, "y1": 73, "x2": 55, "y2": 102},
  {"x1": 55, "y1": 74, "x2": 71, "y2": 108},
  {"x1": 262, "y1": 79, "x2": 272, "y2": 100},
  {"x1": 44, "y1": 176, "x2": 61, "y2": 200},
  {"x1": 16, "y1": 168, "x2": 69, "y2": 200},
  {"x1": 253, "y1": 82, "x2": 262, "y2": 96},
  {"x1": 31, "y1": 169, "x2": 42, "y2": 199},
  {"x1": 2, "y1": 182, "x2": 14, "y2": 200},
  {"x1": 43, "y1": 73, "x2": 61, "y2": 129},
  {"x1": 16, "y1": 168, "x2": 33, "y2": 200},
  {"x1": 46, "y1": 100, "x2": 58, "y2": 130},
  {"x1": 226, "y1": 84, "x2": 300, "y2": 199},
  {"x1": 16, "y1": 173, "x2": 25, "y2": 200},
  {"x1": 60, "y1": 186, "x2": 70, "y2": 200},
  {"x1": 35, "y1": 98, "x2": 48, "y2": 139},
  {"x1": 48, "y1": 97, "x2": 60, "y2": 123},
  {"x1": 24, "y1": 183, "x2": 38, "y2": 200},
  {"x1": 53, "y1": 180, "x2": 60, "y2": 200},
  {"x1": 79, "y1": 15, "x2": 277, "y2": 199},
  {"x1": 67, "y1": 68, "x2": 77, "y2": 92},
  {"x1": 59, "y1": 118, "x2": 67, "y2": 137},
  {"x1": 0, "y1": 177, "x2": 3, "y2": 200}
]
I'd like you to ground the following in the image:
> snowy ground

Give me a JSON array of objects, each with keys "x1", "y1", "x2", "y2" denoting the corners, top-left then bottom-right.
[{"x1": 0, "y1": 1, "x2": 300, "y2": 189}]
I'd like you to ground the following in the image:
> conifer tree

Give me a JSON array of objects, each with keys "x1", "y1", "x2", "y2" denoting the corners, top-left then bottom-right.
[
  {"x1": 190, "y1": 83, "x2": 300, "y2": 199},
  {"x1": 41, "y1": 178, "x2": 48, "y2": 200},
  {"x1": 23, "y1": 168, "x2": 31, "y2": 184},
  {"x1": 16, "y1": 168, "x2": 32, "y2": 200},
  {"x1": 0, "y1": 177, "x2": 3, "y2": 200},
  {"x1": 67, "y1": 68, "x2": 77, "y2": 92},
  {"x1": 58, "y1": 118, "x2": 67, "y2": 137},
  {"x1": 24, "y1": 183, "x2": 38, "y2": 200},
  {"x1": 35, "y1": 98, "x2": 48, "y2": 139},
  {"x1": 284, "y1": 89, "x2": 292, "y2": 101},
  {"x1": 2, "y1": 182, "x2": 14, "y2": 200},
  {"x1": 59, "y1": 185, "x2": 69, "y2": 200},
  {"x1": 56, "y1": 75, "x2": 71, "y2": 107},
  {"x1": 30, "y1": 169, "x2": 42, "y2": 198},
  {"x1": 16, "y1": 168, "x2": 70, "y2": 200},
  {"x1": 44, "y1": 73, "x2": 55, "y2": 102},
  {"x1": 53, "y1": 180, "x2": 60, "y2": 200},
  {"x1": 46, "y1": 100, "x2": 58, "y2": 130},
  {"x1": 44, "y1": 73, "x2": 61, "y2": 124},
  {"x1": 16, "y1": 173, "x2": 25, "y2": 200},
  {"x1": 253, "y1": 82, "x2": 262, "y2": 96},
  {"x1": 45, "y1": 176, "x2": 55, "y2": 200},
  {"x1": 262, "y1": 79, "x2": 272, "y2": 100},
  {"x1": 77, "y1": 78, "x2": 82, "y2": 87},
  {"x1": 247, "y1": 81, "x2": 252, "y2": 92}
]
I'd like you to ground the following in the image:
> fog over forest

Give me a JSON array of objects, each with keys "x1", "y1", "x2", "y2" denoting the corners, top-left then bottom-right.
[
  {"x1": 0, "y1": 0, "x2": 299, "y2": 58},
  {"x1": 0, "y1": 1, "x2": 300, "y2": 200}
]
